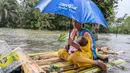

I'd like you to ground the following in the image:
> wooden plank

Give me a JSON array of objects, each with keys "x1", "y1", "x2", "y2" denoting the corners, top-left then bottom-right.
[
  {"x1": 28, "y1": 52, "x2": 58, "y2": 57},
  {"x1": 22, "y1": 62, "x2": 46, "y2": 73},
  {"x1": 40, "y1": 62, "x2": 71, "y2": 69},
  {"x1": 33, "y1": 57, "x2": 62, "y2": 65},
  {"x1": 28, "y1": 51, "x2": 125, "y2": 73}
]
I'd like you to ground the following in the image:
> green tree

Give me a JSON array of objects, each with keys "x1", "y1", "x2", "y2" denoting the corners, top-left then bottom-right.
[
  {"x1": 119, "y1": 16, "x2": 130, "y2": 34},
  {"x1": 0, "y1": 0, "x2": 120, "y2": 31},
  {"x1": 92, "y1": 0, "x2": 120, "y2": 33},
  {"x1": 0, "y1": 0, "x2": 22, "y2": 28}
]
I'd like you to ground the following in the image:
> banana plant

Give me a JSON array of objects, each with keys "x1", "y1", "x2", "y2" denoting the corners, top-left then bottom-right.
[{"x1": 57, "y1": 33, "x2": 67, "y2": 42}]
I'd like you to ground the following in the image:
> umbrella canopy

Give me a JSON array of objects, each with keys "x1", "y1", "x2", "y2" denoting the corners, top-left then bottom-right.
[{"x1": 34, "y1": 0, "x2": 108, "y2": 27}]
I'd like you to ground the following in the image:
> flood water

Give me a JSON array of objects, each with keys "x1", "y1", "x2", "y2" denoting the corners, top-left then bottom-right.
[{"x1": 0, "y1": 28, "x2": 130, "y2": 73}]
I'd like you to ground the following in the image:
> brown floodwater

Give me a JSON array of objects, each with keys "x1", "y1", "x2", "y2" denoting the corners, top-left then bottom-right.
[{"x1": 0, "y1": 28, "x2": 130, "y2": 73}]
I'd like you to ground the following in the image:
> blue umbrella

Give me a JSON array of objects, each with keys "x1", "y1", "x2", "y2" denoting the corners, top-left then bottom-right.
[
  {"x1": 34, "y1": 0, "x2": 108, "y2": 60},
  {"x1": 34, "y1": 0, "x2": 108, "y2": 27}
]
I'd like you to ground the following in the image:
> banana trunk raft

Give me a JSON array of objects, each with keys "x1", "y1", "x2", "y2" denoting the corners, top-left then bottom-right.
[{"x1": 28, "y1": 52, "x2": 125, "y2": 73}]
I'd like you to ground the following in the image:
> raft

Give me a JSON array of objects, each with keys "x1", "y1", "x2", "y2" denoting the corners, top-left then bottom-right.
[{"x1": 28, "y1": 52, "x2": 125, "y2": 73}]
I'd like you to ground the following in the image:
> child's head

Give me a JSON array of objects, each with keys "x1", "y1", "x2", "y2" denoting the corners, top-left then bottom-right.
[{"x1": 77, "y1": 36, "x2": 88, "y2": 46}]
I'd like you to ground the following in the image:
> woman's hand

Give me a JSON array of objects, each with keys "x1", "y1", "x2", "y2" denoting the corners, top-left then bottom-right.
[{"x1": 68, "y1": 38, "x2": 80, "y2": 50}]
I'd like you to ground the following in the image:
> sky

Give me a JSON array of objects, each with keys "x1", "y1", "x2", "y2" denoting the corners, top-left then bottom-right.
[{"x1": 116, "y1": 0, "x2": 130, "y2": 18}]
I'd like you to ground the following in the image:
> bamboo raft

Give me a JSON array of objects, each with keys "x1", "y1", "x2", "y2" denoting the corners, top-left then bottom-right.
[{"x1": 28, "y1": 52, "x2": 126, "y2": 73}]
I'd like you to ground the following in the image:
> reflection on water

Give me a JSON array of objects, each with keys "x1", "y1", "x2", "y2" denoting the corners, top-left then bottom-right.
[{"x1": 0, "y1": 28, "x2": 130, "y2": 73}]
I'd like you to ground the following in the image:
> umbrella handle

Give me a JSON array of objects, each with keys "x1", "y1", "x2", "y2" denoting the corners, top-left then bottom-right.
[
  {"x1": 68, "y1": 19, "x2": 72, "y2": 39},
  {"x1": 67, "y1": 19, "x2": 73, "y2": 52}
]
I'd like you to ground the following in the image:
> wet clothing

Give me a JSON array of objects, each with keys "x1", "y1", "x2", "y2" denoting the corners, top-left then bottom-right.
[
  {"x1": 68, "y1": 40, "x2": 79, "y2": 54},
  {"x1": 58, "y1": 28, "x2": 96, "y2": 67},
  {"x1": 78, "y1": 28, "x2": 97, "y2": 60}
]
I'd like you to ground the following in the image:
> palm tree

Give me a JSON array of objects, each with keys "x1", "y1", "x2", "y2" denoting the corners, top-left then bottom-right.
[
  {"x1": 0, "y1": 0, "x2": 22, "y2": 27},
  {"x1": 0, "y1": 0, "x2": 8, "y2": 27}
]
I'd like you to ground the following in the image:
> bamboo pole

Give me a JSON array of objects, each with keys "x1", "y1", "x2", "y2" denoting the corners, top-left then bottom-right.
[
  {"x1": 40, "y1": 62, "x2": 71, "y2": 69},
  {"x1": 79, "y1": 59, "x2": 125, "y2": 73},
  {"x1": 33, "y1": 57, "x2": 62, "y2": 65},
  {"x1": 28, "y1": 51, "x2": 125, "y2": 73},
  {"x1": 28, "y1": 52, "x2": 58, "y2": 57},
  {"x1": 22, "y1": 62, "x2": 46, "y2": 73},
  {"x1": 45, "y1": 59, "x2": 125, "y2": 73}
]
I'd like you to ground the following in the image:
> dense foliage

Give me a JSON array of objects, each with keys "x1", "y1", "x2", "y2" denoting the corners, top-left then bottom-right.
[
  {"x1": 0, "y1": 0, "x2": 120, "y2": 32},
  {"x1": 109, "y1": 16, "x2": 130, "y2": 34}
]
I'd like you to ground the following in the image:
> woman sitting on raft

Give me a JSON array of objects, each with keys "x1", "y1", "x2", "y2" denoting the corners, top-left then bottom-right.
[{"x1": 58, "y1": 21, "x2": 107, "y2": 73}]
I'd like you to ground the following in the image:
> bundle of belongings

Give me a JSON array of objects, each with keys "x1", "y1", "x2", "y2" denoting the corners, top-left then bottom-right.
[{"x1": 0, "y1": 40, "x2": 45, "y2": 73}]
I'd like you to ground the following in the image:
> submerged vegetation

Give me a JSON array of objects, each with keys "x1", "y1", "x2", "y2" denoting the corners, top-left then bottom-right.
[{"x1": 57, "y1": 33, "x2": 67, "y2": 42}]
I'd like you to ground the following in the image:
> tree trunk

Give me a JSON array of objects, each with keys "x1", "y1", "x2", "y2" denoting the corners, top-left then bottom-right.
[{"x1": 92, "y1": 24, "x2": 100, "y2": 41}]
